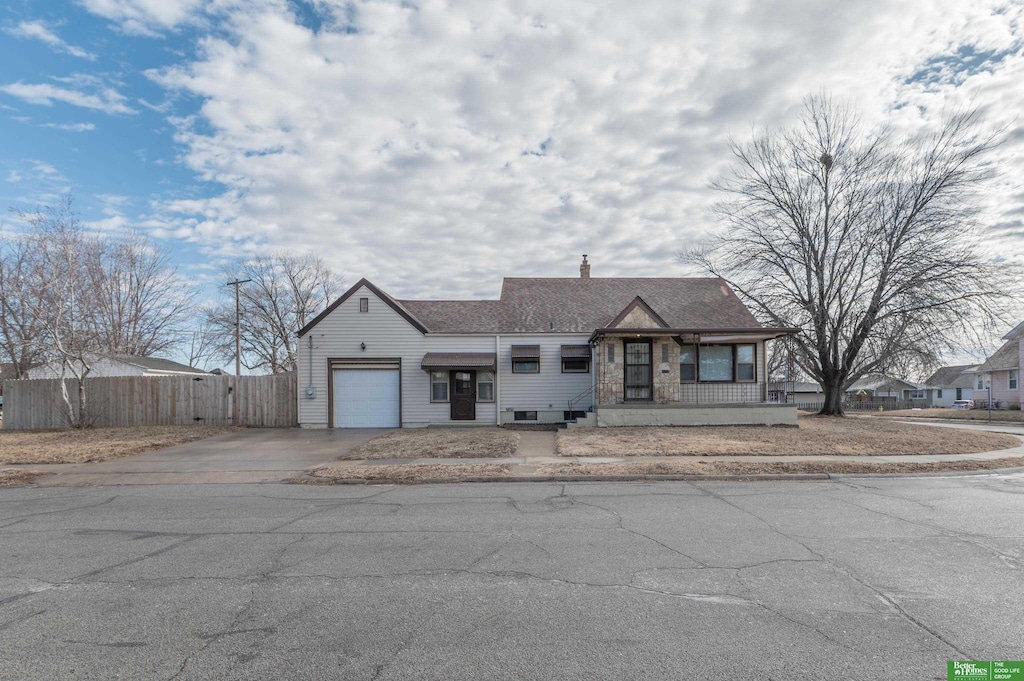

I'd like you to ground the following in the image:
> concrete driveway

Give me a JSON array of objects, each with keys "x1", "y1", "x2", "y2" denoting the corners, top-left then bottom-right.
[{"x1": 30, "y1": 428, "x2": 388, "y2": 486}]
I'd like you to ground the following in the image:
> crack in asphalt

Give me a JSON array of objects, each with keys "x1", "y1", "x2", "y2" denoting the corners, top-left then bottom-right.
[{"x1": 691, "y1": 482, "x2": 974, "y2": 659}]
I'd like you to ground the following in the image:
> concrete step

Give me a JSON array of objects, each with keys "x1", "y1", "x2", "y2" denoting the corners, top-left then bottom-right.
[{"x1": 566, "y1": 412, "x2": 598, "y2": 429}]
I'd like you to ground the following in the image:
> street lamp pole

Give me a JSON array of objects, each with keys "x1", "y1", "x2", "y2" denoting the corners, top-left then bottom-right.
[{"x1": 226, "y1": 279, "x2": 252, "y2": 377}]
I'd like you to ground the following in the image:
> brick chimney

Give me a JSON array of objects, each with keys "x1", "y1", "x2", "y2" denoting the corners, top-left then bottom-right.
[{"x1": 580, "y1": 254, "x2": 590, "y2": 279}]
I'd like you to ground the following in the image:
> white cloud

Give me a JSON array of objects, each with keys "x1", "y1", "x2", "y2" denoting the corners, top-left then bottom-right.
[
  {"x1": 0, "y1": 81, "x2": 136, "y2": 115},
  {"x1": 77, "y1": 0, "x2": 262, "y2": 35},
  {"x1": 8, "y1": 20, "x2": 97, "y2": 60},
  {"x1": 79, "y1": 0, "x2": 201, "y2": 34},
  {"x1": 6, "y1": 170, "x2": 22, "y2": 183},
  {"x1": 104, "y1": 0, "x2": 1024, "y2": 299},
  {"x1": 41, "y1": 122, "x2": 97, "y2": 131}
]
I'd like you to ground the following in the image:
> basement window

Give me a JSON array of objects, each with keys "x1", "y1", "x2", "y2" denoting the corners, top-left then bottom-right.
[{"x1": 514, "y1": 411, "x2": 538, "y2": 421}]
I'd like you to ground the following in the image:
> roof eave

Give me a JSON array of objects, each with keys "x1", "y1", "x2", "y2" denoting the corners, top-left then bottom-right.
[
  {"x1": 297, "y1": 278, "x2": 429, "y2": 337},
  {"x1": 588, "y1": 327, "x2": 800, "y2": 342}
]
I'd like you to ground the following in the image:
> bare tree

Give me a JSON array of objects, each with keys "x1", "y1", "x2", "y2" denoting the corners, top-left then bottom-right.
[
  {"x1": 682, "y1": 95, "x2": 1013, "y2": 415},
  {"x1": 185, "y1": 317, "x2": 221, "y2": 372},
  {"x1": 207, "y1": 253, "x2": 342, "y2": 373},
  {"x1": 0, "y1": 232, "x2": 45, "y2": 378},
  {"x1": 12, "y1": 197, "x2": 103, "y2": 426},
  {"x1": 87, "y1": 233, "x2": 194, "y2": 356},
  {"x1": 4, "y1": 195, "x2": 197, "y2": 426}
]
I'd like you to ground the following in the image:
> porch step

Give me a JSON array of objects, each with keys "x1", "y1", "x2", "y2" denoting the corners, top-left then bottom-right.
[{"x1": 566, "y1": 412, "x2": 597, "y2": 429}]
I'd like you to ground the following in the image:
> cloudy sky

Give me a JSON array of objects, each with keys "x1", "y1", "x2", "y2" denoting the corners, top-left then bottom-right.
[{"x1": 1, "y1": 0, "x2": 1022, "y2": 301}]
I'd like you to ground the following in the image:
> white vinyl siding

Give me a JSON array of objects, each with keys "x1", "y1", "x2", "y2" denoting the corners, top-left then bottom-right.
[
  {"x1": 296, "y1": 285, "x2": 498, "y2": 427},
  {"x1": 499, "y1": 334, "x2": 593, "y2": 420}
]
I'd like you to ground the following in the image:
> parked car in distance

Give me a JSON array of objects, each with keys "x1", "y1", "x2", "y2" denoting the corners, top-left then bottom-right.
[{"x1": 951, "y1": 399, "x2": 975, "y2": 410}]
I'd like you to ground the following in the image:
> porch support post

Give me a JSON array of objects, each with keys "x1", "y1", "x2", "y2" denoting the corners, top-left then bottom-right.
[{"x1": 695, "y1": 333, "x2": 700, "y2": 405}]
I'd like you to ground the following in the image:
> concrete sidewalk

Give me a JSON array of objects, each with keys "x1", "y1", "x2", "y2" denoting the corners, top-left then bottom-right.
[
  {"x1": 318, "y1": 421, "x2": 1024, "y2": 479},
  {"x1": 10, "y1": 421, "x2": 1024, "y2": 487}
]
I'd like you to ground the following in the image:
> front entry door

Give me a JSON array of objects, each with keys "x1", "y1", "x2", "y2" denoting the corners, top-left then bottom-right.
[
  {"x1": 624, "y1": 340, "x2": 652, "y2": 401},
  {"x1": 450, "y1": 370, "x2": 476, "y2": 420}
]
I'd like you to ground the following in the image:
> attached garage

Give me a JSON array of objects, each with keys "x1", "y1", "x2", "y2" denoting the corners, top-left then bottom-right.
[{"x1": 331, "y1": 361, "x2": 401, "y2": 428}]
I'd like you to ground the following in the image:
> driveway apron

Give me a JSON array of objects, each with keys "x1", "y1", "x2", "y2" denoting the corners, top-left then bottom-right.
[{"x1": 26, "y1": 428, "x2": 387, "y2": 486}]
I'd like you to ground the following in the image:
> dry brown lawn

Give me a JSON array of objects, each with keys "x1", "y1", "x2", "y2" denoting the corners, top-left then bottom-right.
[
  {"x1": 556, "y1": 416, "x2": 1020, "y2": 457},
  {"x1": 0, "y1": 425, "x2": 238, "y2": 465},
  {"x1": 0, "y1": 468, "x2": 43, "y2": 486},
  {"x1": 871, "y1": 408, "x2": 1024, "y2": 422},
  {"x1": 536, "y1": 457, "x2": 1024, "y2": 477},
  {"x1": 344, "y1": 428, "x2": 520, "y2": 460},
  {"x1": 309, "y1": 463, "x2": 512, "y2": 483}
]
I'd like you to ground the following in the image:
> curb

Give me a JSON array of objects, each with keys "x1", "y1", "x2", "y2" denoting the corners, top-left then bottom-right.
[
  {"x1": 291, "y1": 472, "x2": 833, "y2": 485},
  {"x1": 292, "y1": 463, "x2": 1024, "y2": 486}
]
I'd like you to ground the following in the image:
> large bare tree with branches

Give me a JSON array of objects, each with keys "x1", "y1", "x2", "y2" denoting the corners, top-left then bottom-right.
[
  {"x1": 682, "y1": 95, "x2": 1012, "y2": 415},
  {"x1": 205, "y1": 253, "x2": 342, "y2": 374}
]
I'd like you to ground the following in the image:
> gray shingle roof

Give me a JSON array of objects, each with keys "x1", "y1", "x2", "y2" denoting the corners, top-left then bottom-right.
[
  {"x1": 116, "y1": 356, "x2": 209, "y2": 374},
  {"x1": 316, "y1": 276, "x2": 774, "y2": 336},
  {"x1": 398, "y1": 301, "x2": 500, "y2": 333},
  {"x1": 924, "y1": 364, "x2": 979, "y2": 389},
  {"x1": 497, "y1": 278, "x2": 761, "y2": 333},
  {"x1": 847, "y1": 375, "x2": 922, "y2": 392},
  {"x1": 978, "y1": 339, "x2": 1019, "y2": 372}
]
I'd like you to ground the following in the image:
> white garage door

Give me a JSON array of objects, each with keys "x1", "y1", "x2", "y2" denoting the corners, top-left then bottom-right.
[{"x1": 333, "y1": 368, "x2": 400, "y2": 428}]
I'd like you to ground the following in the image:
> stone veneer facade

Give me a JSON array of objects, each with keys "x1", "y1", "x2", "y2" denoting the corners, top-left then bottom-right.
[{"x1": 595, "y1": 336, "x2": 766, "y2": 406}]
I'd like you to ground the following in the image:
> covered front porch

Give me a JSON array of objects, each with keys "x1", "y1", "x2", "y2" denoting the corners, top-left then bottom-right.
[{"x1": 586, "y1": 327, "x2": 798, "y2": 427}]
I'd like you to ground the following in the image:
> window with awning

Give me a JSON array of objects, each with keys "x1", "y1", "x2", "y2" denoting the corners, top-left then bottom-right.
[
  {"x1": 511, "y1": 345, "x2": 540, "y2": 373},
  {"x1": 560, "y1": 345, "x2": 591, "y2": 373}
]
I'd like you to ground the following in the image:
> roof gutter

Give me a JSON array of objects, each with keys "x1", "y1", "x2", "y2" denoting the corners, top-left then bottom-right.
[{"x1": 588, "y1": 327, "x2": 801, "y2": 343}]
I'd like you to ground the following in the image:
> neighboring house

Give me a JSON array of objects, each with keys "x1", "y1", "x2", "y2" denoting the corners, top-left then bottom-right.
[
  {"x1": 923, "y1": 365, "x2": 978, "y2": 407},
  {"x1": 27, "y1": 355, "x2": 210, "y2": 379},
  {"x1": 786, "y1": 381, "x2": 826, "y2": 409},
  {"x1": 973, "y1": 323, "x2": 1024, "y2": 409},
  {"x1": 296, "y1": 257, "x2": 799, "y2": 429},
  {"x1": 846, "y1": 375, "x2": 930, "y2": 406}
]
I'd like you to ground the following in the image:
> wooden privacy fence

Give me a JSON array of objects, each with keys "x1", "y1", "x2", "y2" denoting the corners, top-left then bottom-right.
[{"x1": 0, "y1": 374, "x2": 298, "y2": 430}]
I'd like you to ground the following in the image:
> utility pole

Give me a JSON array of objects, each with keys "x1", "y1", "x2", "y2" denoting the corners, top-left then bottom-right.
[{"x1": 226, "y1": 279, "x2": 252, "y2": 376}]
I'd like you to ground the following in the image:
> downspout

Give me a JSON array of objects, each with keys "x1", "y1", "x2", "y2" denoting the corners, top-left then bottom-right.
[
  {"x1": 495, "y1": 334, "x2": 501, "y2": 425},
  {"x1": 307, "y1": 335, "x2": 314, "y2": 395},
  {"x1": 695, "y1": 333, "x2": 700, "y2": 405}
]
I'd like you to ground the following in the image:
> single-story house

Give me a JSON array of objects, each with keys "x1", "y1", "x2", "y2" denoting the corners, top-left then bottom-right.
[
  {"x1": 784, "y1": 381, "x2": 826, "y2": 409},
  {"x1": 845, "y1": 375, "x2": 929, "y2": 405},
  {"x1": 973, "y1": 323, "x2": 1023, "y2": 409},
  {"x1": 923, "y1": 365, "x2": 978, "y2": 407},
  {"x1": 296, "y1": 257, "x2": 799, "y2": 428},
  {"x1": 27, "y1": 355, "x2": 210, "y2": 379}
]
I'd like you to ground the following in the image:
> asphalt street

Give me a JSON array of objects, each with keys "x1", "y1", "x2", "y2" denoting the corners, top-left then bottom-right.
[{"x1": 1, "y1": 475, "x2": 1022, "y2": 680}]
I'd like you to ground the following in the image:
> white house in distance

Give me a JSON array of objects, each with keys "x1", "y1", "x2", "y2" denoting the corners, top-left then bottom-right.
[
  {"x1": 296, "y1": 257, "x2": 798, "y2": 429},
  {"x1": 923, "y1": 365, "x2": 977, "y2": 407},
  {"x1": 27, "y1": 355, "x2": 210, "y2": 379},
  {"x1": 844, "y1": 375, "x2": 929, "y2": 405}
]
